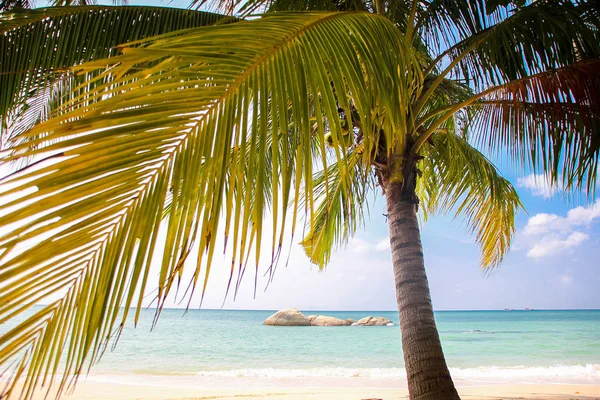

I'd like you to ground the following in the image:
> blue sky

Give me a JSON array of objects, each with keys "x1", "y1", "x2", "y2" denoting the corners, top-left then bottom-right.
[
  {"x1": 199, "y1": 167, "x2": 600, "y2": 311},
  {"x1": 150, "y1": 153, "x2": 598, "y2": 311}
]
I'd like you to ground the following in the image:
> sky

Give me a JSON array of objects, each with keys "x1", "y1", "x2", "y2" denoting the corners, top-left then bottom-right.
[
  {"x1": 3, "y1": 1, "x2": 600, "y2": 312},
  {"x1": 188, "y1": 166, "x2": 600, "y2": 311}
]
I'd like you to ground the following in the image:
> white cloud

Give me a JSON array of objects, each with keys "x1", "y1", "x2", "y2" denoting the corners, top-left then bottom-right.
[
  {"x1": 523, "y1": 199, "x2": 600, "y2": 236},
  {"x1": 566, "y1": 202, "x2": 600, "y2": 225},
  {"x1": 517, "y1": 173, "x2": 560, "y2": 198},
  {"x1": 523, "y1": 213, "x2": 562, "y2": 235},
  {"x1": 521, "y1": 199, "x2": 600, "y2": 259},
  {"x1": 375, "y1": 237, "x2": 390, "y2": 251},
  {"x1": 526, "y1": 232, "x2": 589, "y2": 258}
]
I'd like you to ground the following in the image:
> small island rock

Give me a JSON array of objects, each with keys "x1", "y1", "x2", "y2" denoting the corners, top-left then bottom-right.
[
  {"x1": 352, "y1": 316, "x2": 394, "y2": 326},
  {"x1": 309, "y1": 315, "x2": 351, "y2": 326},
  {"x1": 264, "y1": 308, "x2": 311, "y2": 326}
]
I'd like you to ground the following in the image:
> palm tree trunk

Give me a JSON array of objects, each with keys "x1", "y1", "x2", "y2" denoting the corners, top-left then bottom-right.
[{"x1": 385, "y1": 180, "x2": 460, "y2": 400}]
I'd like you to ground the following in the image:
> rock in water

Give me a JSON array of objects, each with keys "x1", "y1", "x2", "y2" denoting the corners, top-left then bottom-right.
[
  {"x1": 346, "y1": 318, "x2": 356, "y2": 324},
  {"x1": 309, "y1": 315, "x2": 351, "y2": 326},
  {"x1": 263, "y1": 308, "x2": 311, "y2": 326},
  {"x1": 352, "y1": 316, "x2": 394, "y2": 326}
]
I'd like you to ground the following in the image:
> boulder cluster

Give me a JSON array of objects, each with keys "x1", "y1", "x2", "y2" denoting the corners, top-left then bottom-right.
[{"x1": 263, "y1": 308, "x2": 394, "y2": 327}]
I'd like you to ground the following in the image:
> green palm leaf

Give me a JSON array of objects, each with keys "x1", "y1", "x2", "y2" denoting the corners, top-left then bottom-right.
[
  {"x1": 467, "y1": 59, "x2": 600, "y2": 194},
  {"x1": 0, "y1": 6, "x2": 228, "y2": 144},
  {"x1": 299, "y1": 145, "x2": 373, "y2": 268},
  {"x1": 195, "y1": 0, "x2": 370, "y2": 16},
  {"x1": 417, "y1": 0, "x2": 509, "y2": 51},
  {"x1": 0, "y1": 12, "x2": 418, "y2": 398},
  {"x1": 414, "y1": 55, "x2": 600, "y2": 197},
  {"x1": 0, "y1": 0, "x2": 32, "y2": 11},
  {"x1": 417, "y1": 132, "x2": 523, "y2": 269},
  {"x1": 429, "y1": 0, "x2": 600, "y2": 90}
]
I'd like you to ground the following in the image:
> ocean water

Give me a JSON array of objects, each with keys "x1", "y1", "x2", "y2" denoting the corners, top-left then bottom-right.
[{"x1": 3, "y1": 309, "x2": 600, "y2": 386}]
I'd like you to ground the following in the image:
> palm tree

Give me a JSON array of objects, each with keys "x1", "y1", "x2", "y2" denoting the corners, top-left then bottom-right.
[{"x1": 1, "y1": 1, "x2": 599, "y2": 399}]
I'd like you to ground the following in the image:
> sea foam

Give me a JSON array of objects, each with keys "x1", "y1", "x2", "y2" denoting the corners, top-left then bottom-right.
[
  {"x1": 450, "y1": 364, "x2": 600, "y2": 384},
  {"x1": 194, "y1": 364, "x2": 600, "y2": 384}
]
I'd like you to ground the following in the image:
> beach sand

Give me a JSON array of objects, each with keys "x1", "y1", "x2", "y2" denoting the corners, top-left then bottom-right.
[{"x1": 25, "y1": 382, "x2": 600, "y2": 400}]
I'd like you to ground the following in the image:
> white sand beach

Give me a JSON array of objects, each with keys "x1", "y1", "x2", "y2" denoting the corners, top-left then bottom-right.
[{"x1": 25, "y1": 382, "x2": 600, "y2": 400}]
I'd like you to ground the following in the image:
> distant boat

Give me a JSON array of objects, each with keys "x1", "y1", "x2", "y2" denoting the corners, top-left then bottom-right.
[
  {"x1": 503, "y1": 308, "x2": 511, "y2": 311},
  {"x1": 524, "y1": 308, "x2": 533, "y2": 311}
]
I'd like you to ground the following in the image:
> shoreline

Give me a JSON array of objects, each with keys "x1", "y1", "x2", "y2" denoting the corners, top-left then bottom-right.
[{"x1": 77, "y1": 364, "x2": 600, "y2": 387}]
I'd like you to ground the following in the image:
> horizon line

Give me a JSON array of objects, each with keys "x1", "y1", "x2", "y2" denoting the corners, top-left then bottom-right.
[
  {"x1": 136, "y1": 307, "x2": 600, "y2": 312},
  {"x1": 34, "y1": 304, "x2": 600, "y2": 312}
]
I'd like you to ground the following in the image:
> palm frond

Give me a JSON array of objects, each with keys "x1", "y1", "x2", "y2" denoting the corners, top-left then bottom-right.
[
  {"x1": 432, "y1": 0, "x2": 600, "y2": 90},
  {"x1": 467, "y1": 59, "x2": 600, "y2": 195},
  {"x1": 416, "y1": 0, "x2": 510, "y2": 54},
  {"x1": 0, "y1": 12, "x2": 417, "y2": 399},
  {"x1": 262, "y1": 0, "x2": 369, "y2": 13},
  {"x1": 300, "y1": 146, "x2": 372, "y2": 268},
  {"x1": 417, "y1": 131, "x2": 523, "y2": 269},
  {"x1": 0, "y1": 0, "x2": 33, "y2": 11},
  {"x1": 0, "y1": 6, "x2": 228, "y2": 145},
  {"x1": 192, "y1": 0, "x2": 417, "y2": 27},
  {"x1": 192, "y1": 0, "x2": 372, "y2": 19},
  {"x1": 413, "y1": 75, "x2": 473, "y2": 121},
  {"x1": 49, "y1": 0, "x2": 124, "y2": 6}
]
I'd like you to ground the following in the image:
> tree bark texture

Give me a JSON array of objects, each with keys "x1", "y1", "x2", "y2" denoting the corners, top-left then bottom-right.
[{"x1": 385, "y1": 180, "x2": 460, "y2": 400}]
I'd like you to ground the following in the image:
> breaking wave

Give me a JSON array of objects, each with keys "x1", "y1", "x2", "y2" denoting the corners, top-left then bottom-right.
[{"x1": 194, "y1": 364, "x2": 600, "y2": 384}]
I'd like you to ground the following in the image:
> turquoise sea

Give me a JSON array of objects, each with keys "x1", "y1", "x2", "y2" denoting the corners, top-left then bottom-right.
[{"x1": 3, "y1": 309, "x2": 600, "y2": 386}]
